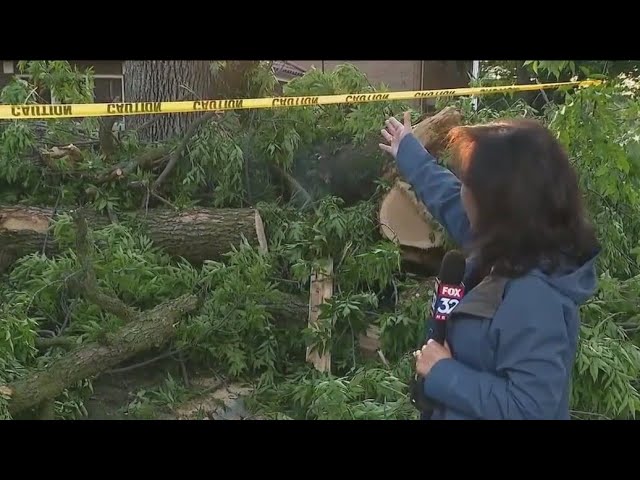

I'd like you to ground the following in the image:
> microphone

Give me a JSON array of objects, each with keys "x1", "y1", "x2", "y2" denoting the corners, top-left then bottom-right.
[
  {"x1": 409, "y1": 249, "x2": 466, "y2": 414},
  {"x1": 426, "y1": 249, "x2": 466, "y2": 345}
]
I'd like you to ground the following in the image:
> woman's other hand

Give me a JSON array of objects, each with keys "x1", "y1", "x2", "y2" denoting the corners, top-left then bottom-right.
[
  {"x1": 379, "y1": 111, "x2": 413, "y2": 158},
  {"x1": 415, "y1": 339, "x2": 452, "y2": 377}
]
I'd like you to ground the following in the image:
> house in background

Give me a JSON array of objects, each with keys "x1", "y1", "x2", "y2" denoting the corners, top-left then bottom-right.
[
  {"x1": 290, "y1": 60, "x2": 473, "y2": 90},
  {"x1": 0, "y1": 60, "x2": 475, "y2": 111},
  {"x1": 0, "y1": 60, "x2": 124, "y2": 103},
  {"x1": 274, "y1": 60, "x2": 475, "y2": 111}
]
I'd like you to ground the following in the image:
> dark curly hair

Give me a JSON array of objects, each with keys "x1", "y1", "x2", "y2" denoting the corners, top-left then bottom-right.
[{"x1": 446, "y1": 118, "x2": 599, "y2": 280}]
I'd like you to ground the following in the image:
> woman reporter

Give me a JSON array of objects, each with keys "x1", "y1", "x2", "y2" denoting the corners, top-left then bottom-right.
[{"x1": 380, "y1": 112, "x2": 600, "y2": 420}]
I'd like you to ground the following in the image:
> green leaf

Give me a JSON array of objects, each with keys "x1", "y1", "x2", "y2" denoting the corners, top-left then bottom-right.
[{"x1": 589, "y1": 361, "x2": 599, "y2": 382}]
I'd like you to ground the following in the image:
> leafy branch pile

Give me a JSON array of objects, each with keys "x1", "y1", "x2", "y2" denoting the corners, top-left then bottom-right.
[{"x1": 1, "y1": 60, "x2": 640, "y2": 420}]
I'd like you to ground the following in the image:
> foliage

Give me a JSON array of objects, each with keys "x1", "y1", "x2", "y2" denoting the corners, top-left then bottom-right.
[
  {"x1": 570, "y1": 273, "x2": 640, "y2": 418},
  {"x1": 246, "y1": 357, "x2": 417, "y2": 420},
  {"x1": 124, "y1": 372, "x2": 190, "y2": 419},
  {"x1": 1, "y1": 60, "x2": 640, "y2": 420},
  {"x1": 546, "y1": 73, "x2": 640, "y2": 278}
]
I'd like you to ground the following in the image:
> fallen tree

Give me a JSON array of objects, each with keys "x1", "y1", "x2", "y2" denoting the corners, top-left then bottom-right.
[
  {"x1": 5, "y1": 293, "x2": 199, "y2": 417},
  {"x1": 0, "y1": 214, "x2": 307, "y2": 417},
  {"x1": 3, "y1": 288, "x2": 309, "y2": 418},
  {"x1": 1, "y1": 214, "x2": 199, "y2": 416},
  {"x1": 0, "y1": 206, "x2": 268, "y2": 271},
  {"x1": 0, "y1": 109, "x2": 460, "y2": 277}
]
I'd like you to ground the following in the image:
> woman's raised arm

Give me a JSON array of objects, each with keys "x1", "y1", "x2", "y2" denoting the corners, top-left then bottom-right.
[{"x1": 380, "y1": 113, "x2": 472, "y2": 248}]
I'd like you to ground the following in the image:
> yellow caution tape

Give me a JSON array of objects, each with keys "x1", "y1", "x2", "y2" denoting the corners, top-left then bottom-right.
[{"x1": 0, "y1": 79, "x2": 602, "y2": 120}]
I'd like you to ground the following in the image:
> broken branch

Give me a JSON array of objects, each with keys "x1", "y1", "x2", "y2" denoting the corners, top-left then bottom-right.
[
  {"x1": 153, "y1": 111, "x2": 217, "y2": 190},
  {"x1": 73, "y1": 211, "x2": 137, "y2": 322},
  {"x1": 2, "y1": 293, "x2": 199, "y2": 417}
]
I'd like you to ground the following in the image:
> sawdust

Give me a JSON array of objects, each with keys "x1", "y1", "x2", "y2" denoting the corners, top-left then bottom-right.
[
  {"x1": 173, "y1": 381, "x2": 259, "y2": 420},
  {"x1": 86, "y1": 364, "x2": 265, "y2": 420}
]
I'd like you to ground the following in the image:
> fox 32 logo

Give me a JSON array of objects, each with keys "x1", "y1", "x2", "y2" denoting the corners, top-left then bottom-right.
[{"x1": 432, "y1": 283, "x2": 464, "y2": 321}]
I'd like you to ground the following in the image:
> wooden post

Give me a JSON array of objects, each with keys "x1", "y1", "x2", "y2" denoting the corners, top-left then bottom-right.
[
  {"x1": 358, "y1": 325, "x2": 382, "y2": 359},
  {"x1": 306, "y1": 258, "x2": 334, "y2": 373}
]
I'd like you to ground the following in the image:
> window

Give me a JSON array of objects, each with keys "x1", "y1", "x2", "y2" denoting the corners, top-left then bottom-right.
[
  {"x1": 14, "y1": 71, "x2": 125, "y2": 131},
  {"x1": 14, "y1": 73, "x2": 124, "y2": 104},
  {"x1": 92, "y1": 74, "x2": 125, "y2": 132},
  {"x1": 94, "y1": 75, "x2": 124, "y2": 103}
]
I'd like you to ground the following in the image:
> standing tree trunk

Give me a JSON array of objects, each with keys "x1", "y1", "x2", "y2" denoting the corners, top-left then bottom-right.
[
  {"x1": 123, "y1": 61, "x2": 216, "y2": 142},
  {"x1": 123, "y1": 61, "x2": 263, "y2": 143},
  {"x1": 515, "y1": 61, "x2": 537, "y2": 108}
]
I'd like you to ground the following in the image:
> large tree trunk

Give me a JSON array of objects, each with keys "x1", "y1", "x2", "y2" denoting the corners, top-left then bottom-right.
[
  {"x1": 123, "y1": 61, "x2": 216, "y2": 142},
  {"x1": 0, "y1": 206, "x2": 268, "y2": 271},
  {"x1": 123, "y1": 61, "x2": 262, "y2": 143}
]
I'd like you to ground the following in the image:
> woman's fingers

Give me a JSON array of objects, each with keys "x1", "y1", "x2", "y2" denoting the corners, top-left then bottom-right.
[
  {"x1": 384, "y1": 119, "x2": 398, "y2": 136},
  {"x1": 388, "y1": 116, "x2": 403, "y2": 131},
  {"x1": 378, "y1": 143, "x2": 393, "y2": 154},
  {"x1": 385, "y1": 112, "x2": 412, "y2": 133},
  {"x1": 381, "y1": 113, "x2": 413, "y2": 156},
  {"x1": 403, "y1": 111, "x2": 412, "y2": 129}
]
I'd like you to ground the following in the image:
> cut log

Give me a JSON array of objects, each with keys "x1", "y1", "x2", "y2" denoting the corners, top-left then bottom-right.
[
  {"x1": 0, "y1": 209, "x2": 304, "y2": 418},
  {"x1": 379, "y1": 180, "x2": 445, "y2": 251},
  {"x1": 412, "y1": 107, "x2": 463, "y2": 161},
  {"x1": 0, "y1": 212, "x2": 204, "y2": 418},
  {"x1": 0, "y1": 206, "x2": 268, "y2": 270},
  {"x1": 378, "y1": 107, "x2": 462, "y2": 271}
]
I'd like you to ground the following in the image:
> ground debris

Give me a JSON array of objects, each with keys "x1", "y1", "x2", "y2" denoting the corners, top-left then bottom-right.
[{"x1": 173, "y1": 380, "x2": 262, "y2": 420}]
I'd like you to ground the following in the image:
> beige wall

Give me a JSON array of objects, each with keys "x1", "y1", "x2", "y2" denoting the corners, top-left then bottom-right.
[
  {"x1": 291, "y1": 60, "x2": 473, "y2": 91},
  {"x1": 291, "y1": 60, "x2": 422, "y2": 91}
]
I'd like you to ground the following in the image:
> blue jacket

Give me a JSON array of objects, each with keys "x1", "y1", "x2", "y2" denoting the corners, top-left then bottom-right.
[{"x1": 396, "y1": 133, "x2": 599, "y2": 420}]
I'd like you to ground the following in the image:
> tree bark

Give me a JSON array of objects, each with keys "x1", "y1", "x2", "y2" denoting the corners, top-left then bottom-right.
[
  {"x1": 123, "y1": 61, "x2": 262, "y2": 143},
  {"x1": 0, "y1": 206, "x2": 268, "y2": 269},
  {"x1": 265, "y1": 291, "x2": 309, "y2": 329},
  {"x1": 380, "y1": 106, "x2": 462, "y2": 183},
  {"x1": 123, "y1": 61, "x2": 216, "y2": 142}
]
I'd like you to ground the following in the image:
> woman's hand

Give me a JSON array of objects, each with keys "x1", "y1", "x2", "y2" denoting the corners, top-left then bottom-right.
[
  {"x1": 379, "y1": 111, "x2": 413, "y2": 158},
  {"x1": 414, "y1": 339, "x2": 452, "y2": 377}
]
